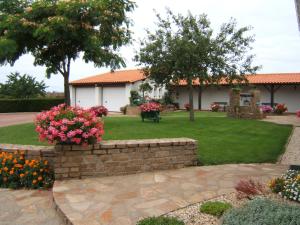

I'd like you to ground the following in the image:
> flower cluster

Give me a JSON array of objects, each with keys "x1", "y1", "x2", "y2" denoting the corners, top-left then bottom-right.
[
  {"x1": 90, "y1": 106, "x2": 108, "y2": 117},
  {"x1": 211, "y1": 103, "x2": 220, "y2": 112},
  {"x1": 0, "y1": 151, "x2": 53, "y2": 189},
  {"x1": 297, "y1": 110, "x2": 300, "y2": 118},
  {"x1": 184, "y1": 103, "x2": 190, "y2": 111},
  {"x1": 260, "y1": 105, "x2": 273, "y2": 113},
  {"x1": 140, "y1": 102, "x2": 161, "y2": 112},
  {"x1": 273, "y1": 104, "x2": 288, "y2": 114},
  {"x1": 268, "y1": 170, "x2": 300, "y2": 202},
  {"x1": 35, "y1": 104, "x2": 104, "y2": 145}
]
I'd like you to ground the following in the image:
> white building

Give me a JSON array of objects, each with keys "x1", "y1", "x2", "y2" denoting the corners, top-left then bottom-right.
[
  {"x1": 69, "y1": 69, "x2": 164, "y2": 111},
  {"x1": 70, "y1": 70, "x2": 300, "y2": 112}
]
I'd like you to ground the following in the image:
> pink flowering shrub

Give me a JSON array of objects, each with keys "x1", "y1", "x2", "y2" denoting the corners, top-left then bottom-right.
[
  {"x1": 211, "y1": 103, "x2": 220, "y2": 112},
  {"x1": 260, "y1": 105, "x2": 273, "y2": 113},
  {"x1": 274, "y1": 104, "x2": 288, "y2": 114},
  {"x1": 140, "y1": 102, "x2": 161, "y2": 112},
  {"x1": 90, "y1": 106, "x2": 108, "y2": 117},
  {"x1": 35, "y1": 104, "x2": 104, "y2": 145},
  {"x1": 297, "y1": 110, "x2": 300, "y2": 118}
]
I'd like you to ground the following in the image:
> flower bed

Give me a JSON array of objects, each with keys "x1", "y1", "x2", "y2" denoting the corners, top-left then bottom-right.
[
  {"x1": 260, "y1": 105, "x2": 273, "y2": 114},
  {"x1": 35, "y1": 104, "x2": 104, "y2": 145},
  {"x1": 140, "y1": 102, "x2": 161, "y2": 122},
  {"x1": 269, "y1": 169, "x2": 300, "y2": 202},
  {"x1": 0, "y1": 151, "x2": 53, "y2": 189},
  {"x1": 90, "y1": 106, "x2": 108, "y2": 117}
]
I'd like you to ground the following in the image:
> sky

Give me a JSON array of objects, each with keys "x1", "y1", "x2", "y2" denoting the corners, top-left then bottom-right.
[{"x1": 0, "y1": 0, "x2": 300, "y2": 92}]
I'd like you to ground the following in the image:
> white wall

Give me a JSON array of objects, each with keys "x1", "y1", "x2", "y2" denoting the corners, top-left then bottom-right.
[{"x1": 174, "y1": 84, "x2": 300, "y2": 112}]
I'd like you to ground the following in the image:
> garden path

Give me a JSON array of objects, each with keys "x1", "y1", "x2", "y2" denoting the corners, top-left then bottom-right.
[
  {"x1": 0, "y1": 189, "x2": 64, "y2": 225},
  {"x1": 0, "y1": 112, "x2": 37, "y2": 127},
  {"x1": 53, "y1": 164, "x2": 287, "y2": 225},
  {"x1": 263, "y1": 115, "x2": 300, "y2": 165}
]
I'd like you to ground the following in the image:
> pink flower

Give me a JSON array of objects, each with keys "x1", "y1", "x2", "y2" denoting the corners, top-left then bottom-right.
[{"x1": 67, "y1": 130, "x2": 76, "y2": 138}]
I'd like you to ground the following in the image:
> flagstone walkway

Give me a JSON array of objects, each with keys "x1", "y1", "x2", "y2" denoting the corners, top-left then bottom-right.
[
  {"x1": 53, "y1": 164, "x2": 287, "y2": 225},
  {"x1": 0, "y1": 189, "x2": 64, "y2": 225}
]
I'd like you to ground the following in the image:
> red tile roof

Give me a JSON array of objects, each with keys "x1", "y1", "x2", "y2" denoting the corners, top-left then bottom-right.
[
  {"x1": 71, "y1": 70, "x2": 300, "y2": 85},
  {"x1": 178, "y1": 73, "x2": 300, "y2": 85},
  {"x1": 70, "y1": 69, "x2": 145, "y2": 85}
]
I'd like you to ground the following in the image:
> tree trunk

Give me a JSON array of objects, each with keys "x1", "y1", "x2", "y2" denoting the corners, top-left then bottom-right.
[
  {"x1": 63, "y1": 72, "x2": 70, "y2": 106},
  {"x1": 188, "y1": 79, "x2": 195, "y2": 121}
]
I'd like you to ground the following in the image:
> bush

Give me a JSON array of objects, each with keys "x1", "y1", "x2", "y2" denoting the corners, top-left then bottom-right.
[
  {"x1": 129, "y1": 90, "x2": 142, "y2": 106},
  {"x1": 140, "y1": 102, "x2": 161, "y2": 112},
  {"x1": 260, "y1": 105, "x2": 273, "y2": 113},
  {"x1": 269, "y1": 170, "x2": 300, "y2": 202},
  {"x1": 273, "y1": 104, "x2": 288, "y2": 114},
  {"x1": 0, "y1": 151, "x2": 54, "y2": 189},
  {"x1": 0, "y1": 98, "x2": 64, "y2": 113},
  {"x1": 222, "y1": 198, "x2": 300, "y2": 225},
  {"x1": 210, "y1": 103, "x2": 220, "y2": 112},
  {"x1": 35, "y1": 104, "x2": 104, "y2": 145},
  {"x1": 137, "y1": 216, "x2": 184, "y2": 225},
  {"x1": 200, "y1": 201, "x2": 232, "y2": 217},
  {"x1": 235, "y1": 179, "x2": 265, "y2": 200},
  {"x1": 297, "y1": 110, "x2": 300, "y2": 118},
  {"x1": 90, "y1": 106, "x2": 108, "y2": 117},
  {"x1": 184, "y1": 103, "x2": 190, "y2": 111}
]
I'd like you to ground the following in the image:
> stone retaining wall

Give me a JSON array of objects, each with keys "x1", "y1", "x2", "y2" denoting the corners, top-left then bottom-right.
[
  {"x1": 54, "y1": 138, "x2": 198, "y2": 180},
  {"x1": 0, "y1": 138, "x2": 199, "y2": 180}
]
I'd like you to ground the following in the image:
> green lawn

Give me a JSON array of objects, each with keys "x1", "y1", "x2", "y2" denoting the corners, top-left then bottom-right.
[{"x1": 0, "y1": 111, "x2": 292, "y2": 165}]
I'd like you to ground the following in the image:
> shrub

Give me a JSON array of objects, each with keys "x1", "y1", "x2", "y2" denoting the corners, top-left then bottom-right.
[
  {"x1": 235, "y1": 179, "x2": 265, "y2": 199},
  {"x1": 0, "y1": 151, "x2": 54, "y2": 189},
  {"x1": 184, "y1": 103, "x2": 190, "y2": 111},
  {"x1": 200, "y1": 201, "x2": 232, "y2": 217},
  {"x1": 273, "y1": 104, "x2": 288, "y2": 114},
  {"x1": 35, "y1": 104, "x2": 104, "y2": 145},
  {"x1": 222, "y1": 198, "x2": 300, "y2": 225},
  {"x1": 0, "y1": 98, "x2": 64, "y2": 113},
  {"x1": 297, "y1": 110, "x2": 300, "y2": 118},
  {"x1": 269, "y1": 170, "x2": 300, "y2": 202},
  {"x1": 210, "y1": 103, "x2": 220, "y2": 112},
  {"x1": 260, "y1": 105, "x2": 273, "y2": 113},
  {"x1": 90, "y1": 106, "x2": 108, "y2": 117},
  {"x1": 137, "y1": 216, "x2": 184, "y2": 225},
  {"x1": 140, "y1": 102, "x2": 161, "y2": 112},
  {"x1": 129, "y1": 90, "x2": 142, "y2": 106}
]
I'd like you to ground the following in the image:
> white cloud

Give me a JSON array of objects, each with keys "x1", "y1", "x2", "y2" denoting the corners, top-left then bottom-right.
[{"x1": 0, "y1": 0, "x2": 300, "y2": 91}]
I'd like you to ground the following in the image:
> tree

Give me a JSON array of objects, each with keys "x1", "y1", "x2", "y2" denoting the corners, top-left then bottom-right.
[
  {"x1": 139, "y1": 82, "x2": 153, "y2": 99},
  {"x1": 0, "y1": 0, "x2": 135, "y2": 105},
  {"x1": 136, "y1": 10, "x2": 259, "y2": 121},
  {"x1": 0, "y1": 72, "x2": 47, "y2": 98}
]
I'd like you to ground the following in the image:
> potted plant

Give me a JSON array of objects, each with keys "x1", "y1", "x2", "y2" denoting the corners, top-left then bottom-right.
[
  {"x1": 273, "y1": 104, "x2": 288, "y2": 115},
  {"x1": 35, "y1": 104, "x2": 104, "y2": 145},
  {"x1": 140, "y1": 102, "x2": 161, "y2": 122}
]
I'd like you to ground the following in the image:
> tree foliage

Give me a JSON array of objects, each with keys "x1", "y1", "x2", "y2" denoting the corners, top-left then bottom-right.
[
  {"x1": 139, "y1": 82, "x2": 153, "y2": 98},
  {"x1": 0, "y1": 72, "x2": 47, "y2": 98},
  {"x1": 136, "y1": 10, "x2": 259, "y2": 121},
  {"x1": 0, "y1": 0, "x2": 135, "y2": 104}
]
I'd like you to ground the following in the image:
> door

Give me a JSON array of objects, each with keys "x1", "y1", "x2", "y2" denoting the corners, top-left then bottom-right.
[
  {"x1": 102, "y1": 86, "x2": 126, "y2": 111},
  {"x1": 75, "y1": 87, "x2": 95, "y2": 108}
]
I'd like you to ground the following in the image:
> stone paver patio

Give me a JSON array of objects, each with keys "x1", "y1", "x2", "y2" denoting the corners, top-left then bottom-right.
[
  {"x1": 263, "y1": 115, "x2": 300, "y2": 127},
  {"x1": 0, "y1": 189, "x2": 64, "y2": 225},
  {"x1": 53, "y1": 164, "x2": 287, "y2": 225}
]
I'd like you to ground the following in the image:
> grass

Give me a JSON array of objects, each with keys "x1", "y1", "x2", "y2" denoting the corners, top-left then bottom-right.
[{"x1": 0, "y1": 111, "x2": 292, "y2": 165}]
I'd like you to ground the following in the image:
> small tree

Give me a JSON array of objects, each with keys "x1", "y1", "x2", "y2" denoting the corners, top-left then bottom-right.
[
  {"x1": 0, "y1": 0, "x2": 135, "y2": 105},
  {"x1": 136, "y1": 10, "x2": 259, "y2": 121},
  {"x1": 139, "y1": 82, "x2": 153, "y2": 99},
  {"x1": 0, "y1": 72, "x2": 47, "y2": 98}
]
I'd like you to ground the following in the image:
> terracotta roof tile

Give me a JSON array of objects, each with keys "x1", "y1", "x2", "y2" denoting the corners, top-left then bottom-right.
[
  {"x1": 70, "y1": 69, "x2": 145, "y2": 85},
  {"x1": 178, "y1": 73, "x2": 300, "y2": 85},
  {"x1": 71, "y1": 70, "x2": 300, "y2": 85}
]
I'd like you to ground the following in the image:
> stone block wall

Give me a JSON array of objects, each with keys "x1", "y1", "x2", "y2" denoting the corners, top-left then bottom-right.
[{"x1": 54, "y1": 138, "x2": 198, "y2": 180}]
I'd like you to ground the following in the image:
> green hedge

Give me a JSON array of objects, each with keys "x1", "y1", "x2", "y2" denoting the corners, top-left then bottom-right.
[{"x1": 0, "y1": 98, "x2": 65, "y2": 112}]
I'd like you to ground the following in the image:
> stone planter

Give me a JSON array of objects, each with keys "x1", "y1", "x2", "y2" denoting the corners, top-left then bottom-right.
[
  {"x1": 126, "y1": 106, "x2": 141, "y2": 115},
  {"x1": 141, "y1": 111, "x2": 160, "y2": 122}
]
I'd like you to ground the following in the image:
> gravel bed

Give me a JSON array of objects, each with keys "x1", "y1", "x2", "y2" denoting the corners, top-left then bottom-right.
[{"x1": 166, "y1": 192, "x2": 242, "y2": 225}]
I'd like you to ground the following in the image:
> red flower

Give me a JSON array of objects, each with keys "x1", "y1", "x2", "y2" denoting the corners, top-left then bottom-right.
[{"x1": 140, "y1": 102, "x2": 161, "y2": 112}]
